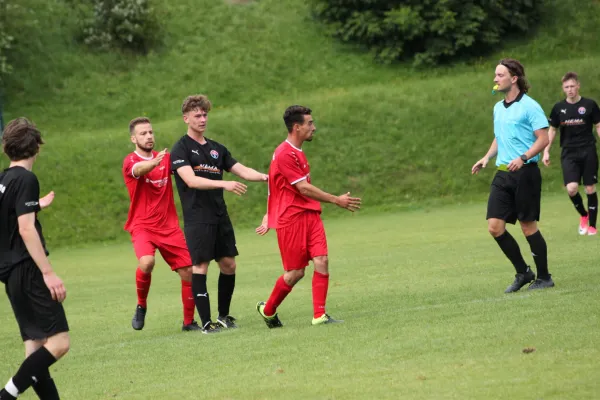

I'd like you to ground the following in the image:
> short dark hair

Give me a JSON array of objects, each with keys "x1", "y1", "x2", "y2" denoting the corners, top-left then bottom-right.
[
  {"x1": 182, "y1": 95, "x2": 212, "y2": 115},
  {"x1": 2, "y1": 118, "x2": 44, "y2": 161},
  {"x1": 283, "y1": 105, "x2": 312, "y2": 132},
  {"x1": 129, "y1": 116, "x2": 151, "y2": 134},
  {"x1": 562, "y1": 71, "x2": 579, "y2": 83},
  {"x1": 499, "y1": 58, "x2": 530, "y2": 93}
]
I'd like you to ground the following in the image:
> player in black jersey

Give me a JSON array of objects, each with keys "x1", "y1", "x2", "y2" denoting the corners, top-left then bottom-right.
[
  {"x1": 0, "y1": 118, "x2": 70, "y2": 400},
  {"x1": 171, "y1": 95, "x2": 268, "y2": 334},
  {"x1": 543, "y1": 72, "x2": 600, "y2": 235}
]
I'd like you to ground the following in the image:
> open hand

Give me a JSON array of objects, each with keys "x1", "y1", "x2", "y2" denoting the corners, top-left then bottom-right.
[
  {"x1": 43, "y1": 271, "x2": 66, "y2": 302},
  {"x1": 472, "y1": 157, "x2": 489, "y2": 175},
  {"x1": 154, "y1": 148, "x2": 168, "y2": 166},
  {"x1": 255, "y1": 214, "x2": 270, "y2": 236},
  {"x1": 336, "y1": 192, "x2": 361, "y2": 212},
  {"x1": 40, "y1": 191, "x2": 55, "y2": 209},
  {"x1": 223, "y1": 181, "x2": 248, "y2": 196}
]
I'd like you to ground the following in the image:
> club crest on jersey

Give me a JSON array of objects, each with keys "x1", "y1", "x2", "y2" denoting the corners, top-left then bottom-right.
[
  {"x1": 578, "y1": 107, "x2": 586, "y2": 115},
  {"x1": 210, "y1": 150, "x2": 219, "y2": 159}
]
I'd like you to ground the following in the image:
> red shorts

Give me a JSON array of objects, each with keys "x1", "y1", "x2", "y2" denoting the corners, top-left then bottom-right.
[
  {"x1": 276, "y1": 211, "x2": 328, "y2": 271},
  {"x1": 131, "y1": 227, "x2": 191, "y2": 271}
]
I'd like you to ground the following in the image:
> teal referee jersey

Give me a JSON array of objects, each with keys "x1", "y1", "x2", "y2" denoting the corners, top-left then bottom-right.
[{"x1": 493, "y1": 92, "x2": 548, "y2": 166}]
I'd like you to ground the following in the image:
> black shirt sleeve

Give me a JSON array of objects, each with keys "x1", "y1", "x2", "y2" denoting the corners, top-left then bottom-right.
[
  {"x1": 170, "y1": 139, "x2": 190, "y2": 172},
  {"x1": 548, "y1": 103, "x2": 560, "y2": 128},
  {"x1": 222, "y1": 146, "x2": 238, "y2": 172},
  {"x1": 15, "y1": 172, "x2": 41, "y2": 217},
  {"x1": 591, "y1": 100, "x2": 600, "y2": 125}
]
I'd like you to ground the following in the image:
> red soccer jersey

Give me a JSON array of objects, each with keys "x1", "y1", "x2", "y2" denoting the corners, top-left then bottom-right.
[
  {"x1": 123, "y1": 151, "x2": 180, "y2": 232},
  {"x1": 267, "y1": 141, "x2": 321, "y2": 229}
]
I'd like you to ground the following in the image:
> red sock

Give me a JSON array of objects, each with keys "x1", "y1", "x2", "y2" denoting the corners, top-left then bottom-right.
[
  {"x1": 181, "y1": 280, "x2": 195, "y2": 325},
  {"x1": 135, "y1": 267, "x2": 151, "y2": 308},
  {"x1": 312, "y1": 271, "x2": 329, "y2": 318},
  {"x1": 264, "y1": 275, "x2": 293, "y2": 316}
]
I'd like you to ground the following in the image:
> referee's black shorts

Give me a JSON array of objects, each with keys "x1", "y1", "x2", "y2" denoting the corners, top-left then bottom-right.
[
  {"x1": 561, "y1": 146, "x2": 598, "y2": 186},
  {"x1": 5, "y1": 259, "x2": 69, "y2": 341},
  {"x1": 184, "y1": 215, "x2": 239, "y2": 265},
  {"x1": 487, "y1": 163, "x2": 542, "y2": 224}
]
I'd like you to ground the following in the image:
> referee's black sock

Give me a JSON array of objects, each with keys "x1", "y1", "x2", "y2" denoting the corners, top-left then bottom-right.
[
  {"x1": 494, "y1": 230, "x2": 529, "y2": 273},
  {"x1": 9, "y1": 346, "x2": 57, "y2": 396},
  {"x1": 192, "y1": 273, "x2": 212, "y2": 327},
  {"x1": 587, "y1": 192, "x2": 598, "y2": 228},
  {"x1": 32, "y1": 369, "x2": 59, "y2": 400},
  {"x1": 569, "y1": 192, "x2": 588, "y2": 217},
  {"x1": 218, "y1": 273, "x2": 236, "y2": 317},
  {"x1": 526, "y1": 230, "x2": 550, "y2": 280}
]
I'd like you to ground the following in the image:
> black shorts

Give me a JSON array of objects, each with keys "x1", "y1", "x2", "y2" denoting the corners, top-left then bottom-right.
[
  {"x1": 486, "y1": 164, "x2": 542, "y2": 224},
  {"x1": 561, "y1": 146, "x2": 598, "y2": 186},
  {"x1": 184, "y1": 215, "x2": 239, "y2": 265},
  {"x1": 5, "y1": 259, "x2": 69, "y2": 341}
]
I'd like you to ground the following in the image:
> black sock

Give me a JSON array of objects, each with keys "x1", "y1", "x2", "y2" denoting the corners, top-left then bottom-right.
[
  {"x1": 494, "y1": 230, "x2": 528, "y2": 273},
  {"x1": 526, "y1": 230, "x2": 550, "y2": 280},
  {"x1": 192, "y1": 273, "x2": 211, "y2": 327},
  {"x1": 0, "y1": 388, "x2": 17, "y2": 400},
  {"x1": 570, "y1": 193, "x2": 588, "y2": 217},
  {"x1": 587, "y1": 192, "x2": 598, "y2": 228},
  {"x1": 218, "y1": 273, "x2": 236, "y2": 317},
  {"x1": 11, "y1": 346, "x2": 57, "y2": 395},
  {"x1": 32, "y1": 369, "x2": 59, "y2": 400}
]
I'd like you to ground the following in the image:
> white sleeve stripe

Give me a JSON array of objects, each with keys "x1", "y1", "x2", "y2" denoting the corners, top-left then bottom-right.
[
  {"x1": 290, "y1": 176, "x2": 308, "y2": 185},
  {"x1": 131, "y1": 162, "x2": 142, "y2": 179}
]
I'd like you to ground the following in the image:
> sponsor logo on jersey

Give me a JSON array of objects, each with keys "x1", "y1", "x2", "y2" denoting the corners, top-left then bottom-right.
[
  {"x1": 210, "y1": 150, "x2": 219, "y2": 159},
  {"x1": 145, "y1": 177, "x2": 168, "y2": 188},
  {"x1": 0, "y1": 184, "x2": 5, "y2": 193},
  {"x1": 192, "y1": 150, "x2": 200, "y2": 155},
  {"x1": 25, "y1": 201, "x2": 39, "y2": 207},
  {"x1": 561, "y1": 118, "x2": 585, "y2": 126},
  {"x1": 173, "y1": 159, "x2": 184, "y2": 165},
  {"x1": 193, "y1": 164, "x2": 221, "y2": 174},
  {"x1": 578, "y1": 107, "x2": 586, "y2": 115},
  {"x1": 561, "y1": 109, "x2": 567, "y2": 114}
]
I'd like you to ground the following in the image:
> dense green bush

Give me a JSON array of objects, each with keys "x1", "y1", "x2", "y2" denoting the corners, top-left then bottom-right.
[
  {"x1": 81, "y1": 0, "x2": 160, "y2": 53},
  {"x1": 0, "y1": 0, "x2": 14, "y2": 81},
  {"x1": 311, "y1": 0, "x2": 541, "y2": 66}
]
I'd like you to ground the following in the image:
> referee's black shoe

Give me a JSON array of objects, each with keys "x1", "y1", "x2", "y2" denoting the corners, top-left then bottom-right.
[
  {"x1": 528, "y1": 275, "x2": 555, "y2": 290},
  {"x1": 132, "y1": 305, "x2": 147, "y2": 330},
  {"x1": 505, "y1": 269, "x2": 535, "y2": 293}
]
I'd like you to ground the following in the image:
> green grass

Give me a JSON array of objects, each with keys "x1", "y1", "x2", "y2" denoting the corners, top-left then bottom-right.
[
  {"x1": 1, "y1": 195, "x2": 599, "y2": 399},
  {"x1": 2, "y1": 0, "x2": 600, "y2": 246}
]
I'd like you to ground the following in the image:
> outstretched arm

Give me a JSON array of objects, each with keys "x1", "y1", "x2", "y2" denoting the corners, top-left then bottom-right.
[
  {"x1": 176, "y1": 165, "x2": 247, "y2": 195},
  {"x1": 295, "y1": 180, "x2": 361, "y2": 211},
  {"x1": 229, "y1": 163, "x2": 268, "y2": 182}
]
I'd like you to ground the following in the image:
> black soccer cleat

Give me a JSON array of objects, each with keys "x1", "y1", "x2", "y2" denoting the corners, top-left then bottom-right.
[
  {"x1": 528, "y1": 275, "x2": 555, "y2": 291},
  {"x1": 201, "y1": 321, "x2": 222, "y2": 334},
  {"x1": 256, "y1": 301, "x2": 283, "y2": 329},
  {"x1": 504, "y1": 268, "x2": 535, "y2": 293},
  {"x1": 132, "y1": 305, "x2": 147, "y2": 330},
  {"x1": 182, "y1": 320, "x2": 202, "y2": 332},
  {"x1": 216, "y1": 315, "x2": 238, "y2": 329}
]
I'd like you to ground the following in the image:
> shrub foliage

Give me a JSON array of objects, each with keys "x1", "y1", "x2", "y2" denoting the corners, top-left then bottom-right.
[
  {"x1": 311, "y1": 0, "x2": 541, "y2": 66},
  {"x1": 81, "y1": 0, "x2": 159, "y2": 53}
]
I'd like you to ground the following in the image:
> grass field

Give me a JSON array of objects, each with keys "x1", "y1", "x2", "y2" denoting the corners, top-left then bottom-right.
[{"x1": 1, "y1": 194, "x2": 599, "y2": 400}]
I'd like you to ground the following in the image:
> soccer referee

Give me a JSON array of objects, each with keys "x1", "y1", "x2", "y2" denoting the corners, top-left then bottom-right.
[{"x1": 472, "y1": 58, "x2": 554, "y2": 293}]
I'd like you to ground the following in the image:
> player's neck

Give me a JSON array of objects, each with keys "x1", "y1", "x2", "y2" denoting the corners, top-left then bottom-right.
[
  {"x1": 135, "y1": 147, "x2": 153, "y2": 159},
  {"x1": 504, "y1": 86, "x2": 521, "y2": 103},
  {"x1": 187, "y1": 129, "x2": 207, "y2": 144},
  {"x1": 9, "y1": 159, "x2": 34, "y2": 171},
  {"x1": 566, "y1": 95, "x2": 581, "y2": 104},
  {"x1": 286, "y1": 136, "x2": 303, "y2": 150}
]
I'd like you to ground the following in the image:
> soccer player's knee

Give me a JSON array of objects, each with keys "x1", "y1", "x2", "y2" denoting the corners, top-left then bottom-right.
[
  {"x1": 585, "y1": 185, "x2": 596, "y2": 195},
  {"x1": 139, "y1": 257, "x2": 155, "y2": 273},
  {"x1": 566, "y1": 184, "x2": 579, "y2": 197},
  {"x1": 47, "y1": 332, "x2": 70, "y2": 359},
  {"x1": 178, "y1": 266, "x2": 193, "y2": 281},
  {"x1": 488, "y1": 224, "x2": 503, "y2": 237},
  {"x1": 313, "y1": 256, "x2": 329, "y2": 273}
]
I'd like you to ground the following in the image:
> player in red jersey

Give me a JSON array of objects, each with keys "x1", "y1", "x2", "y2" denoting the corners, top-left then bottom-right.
[
  {"x1": 255, "y1": 105, "x2": 361, "y2": 327},
  {"x1": 123, "y1": 117, "x2": 199, "y2": 332}
]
